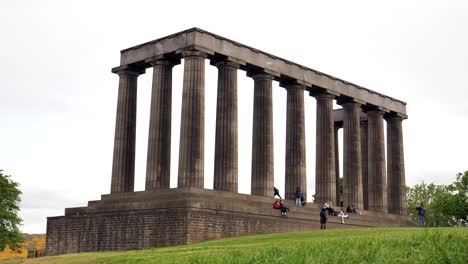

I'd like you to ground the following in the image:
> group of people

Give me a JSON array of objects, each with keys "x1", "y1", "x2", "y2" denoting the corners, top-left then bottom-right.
[
  {"x1": 272, "y1": 186, "x2": 306, "y2": 216},
  {"x1": 320, "y1": 201, "x2": 364, "y2": 229},
  {"x1": 272, "y1": 187, "x2": 366, "y2": 229},
  {"x1": 271, "y1": 189, "x2": 429, "y2": 229}
]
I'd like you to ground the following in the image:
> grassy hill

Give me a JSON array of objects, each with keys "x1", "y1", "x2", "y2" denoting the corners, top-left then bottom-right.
[{"x1": 0, "y1": 228, "x2": 466, "y2": 264}]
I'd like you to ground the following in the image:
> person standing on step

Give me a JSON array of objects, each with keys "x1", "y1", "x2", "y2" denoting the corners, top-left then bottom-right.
[
  {"x1": 320, "y1": 208, "x2": 327, "y2": 230},
  {"x1": 273, "y1": 186, "x2": 282, "y2": 200},
  {"x1": 295, "y1": 186, "x2": 302, "y2": 207}
]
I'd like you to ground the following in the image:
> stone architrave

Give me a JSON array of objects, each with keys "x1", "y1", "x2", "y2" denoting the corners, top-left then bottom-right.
[
  {"x1": 342, "y1": 102, "x2": 363, "y2": 209},
  {"x1": 360, "y1": 120, "x2": 369, "y2": 210},
  {"x1": 334, "y1": 124, "x2": 341, "y2": 205},
  {"x1": 314, "y1": 93, "x2": 336, "y2": 205},
  {"x1": 367, "y1": 110, "x2": 388, "y2": 212},
  {"x1": 145, "y1": 59, "x2": 177, "y2": 191},
  {"x1": 251, "y1": 73, "x2": 274, "y2": 196},
  {"x1": 178, "y1": 50, "x2": 207, "y2": 188},
  {"x1": 284, "y1": 83, "x2": 306, "y2": 200},
  {"x1": 213, "y1": 60, "x2": 239, "y2": 192},
  {"x1": 110, "y1": 67, "x2": 143, "y2": 193},
  {"x1": 386, "y1": 114, "x2": 406, "y2": 215}
]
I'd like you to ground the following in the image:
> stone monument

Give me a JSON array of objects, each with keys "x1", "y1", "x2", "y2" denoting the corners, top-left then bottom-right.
[{"x1": 46, "y1": 28, "x2": 411, "y2": 255}]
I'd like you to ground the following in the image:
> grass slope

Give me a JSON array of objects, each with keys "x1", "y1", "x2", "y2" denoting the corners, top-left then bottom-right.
[{"x1": 1, "y1": 228, "x2": 466, "y2": 264}]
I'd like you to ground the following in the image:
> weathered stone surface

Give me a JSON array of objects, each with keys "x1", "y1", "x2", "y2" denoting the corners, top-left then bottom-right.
[
  {"x1": 250, "y1": 73, "x2": 274, "y2": 196},
  {"x1": 146, "y1": 59, "x2": 177, "y2": 190},
  {"x1": 178, "y1": 51, "x2": 207, "y2": 188},
  {"x1": 334, "y1": 125, "x2": 340, "y2": 205},
  {"x1": 314, "y1": 93, "x2": 336, "y2": 205},
  {"x1": 360, "y1": 120, "x2": 369, "y2": 210},
  {"x1": 284, "y1": 84, "x2": 306, "y2": 200},
  {"x1": 213, "y1": 60, "x2": 239, "y2": 192},
  {"x1": 386, "y1": 114, "x2": 406, "y2": 215},
  {"x1": 118, "y1": 28, "x2": 406, "y2": 115},
  {"x1": 367, "y1": 110, "x2": 388, "y2": 213},
  {"x1": 110, "y1": 68, "x2": 143, "y2": 193},
  {"x1": 342, "y1": 102, "x2": 363, "y2": 210},
  {"x1": 46, "y1": 188, "x2": 414, "y2": 255}
]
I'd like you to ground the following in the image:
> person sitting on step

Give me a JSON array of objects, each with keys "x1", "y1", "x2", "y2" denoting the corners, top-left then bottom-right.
[{"x1": 337, "y1": 208, "x2": 349, "y2": 224}]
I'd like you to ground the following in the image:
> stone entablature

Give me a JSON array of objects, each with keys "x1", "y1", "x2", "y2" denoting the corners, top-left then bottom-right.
[{"x1": 117, "y1": 28, "x2": 406, "y2": 115}]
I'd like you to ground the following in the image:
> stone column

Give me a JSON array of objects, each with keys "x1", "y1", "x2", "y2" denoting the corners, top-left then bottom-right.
[
  {"x1": 334, "y1": 124, "x2": 341, "y2": 206},
  {"x1": 110, "y1": 67, "x2": 143, "y2": 193},
  {"x1": 314, "y1": 93, "x2": 336, "y2": 205},
  {"x1": 178, "y1": 51, "x2": 207, "y2": 188},
  {"x1": 386, "y1": 114, "x2": 406, "y2": 215},
  {"x1": 284, "y1": 83, "x2": 306, "y2": 200},
  {"x1": 251, "y1": 73, "x2": 274, "y2": 196},
  {"x1": 145, "y1": 59, "x2": 177, "y2": 191},
  {"x1": 360, "y1": 120, "x2": 369, "y2": 210},
  {"x1": 367, "y1": 110, "x2": 388, "y2": 212},
  {"x1": 213, "y1": 60, "x2": 239, "y2": 192},
  {"x1": 342, "y1": 102, "x2": 363, "y2": 210}
]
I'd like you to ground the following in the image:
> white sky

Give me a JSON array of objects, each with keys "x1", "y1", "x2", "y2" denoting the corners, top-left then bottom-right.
[{"x1": 1, "y1": 0, "x2": 467, "y2": 234}]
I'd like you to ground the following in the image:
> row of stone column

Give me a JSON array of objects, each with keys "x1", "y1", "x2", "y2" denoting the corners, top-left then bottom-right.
[
  {"x1": 333, "y1": 108, "x2": 406, "y2": 215},
  {"x1": 109, "y1": 49, "x2": 405, "y2": 215}
]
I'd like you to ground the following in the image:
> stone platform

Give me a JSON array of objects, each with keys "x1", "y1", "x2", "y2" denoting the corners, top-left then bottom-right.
[{"x1": 46, "y1": 188, "x2": 414, "y2": 255}]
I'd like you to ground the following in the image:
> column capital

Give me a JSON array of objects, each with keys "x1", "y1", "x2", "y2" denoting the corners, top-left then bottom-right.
[
  {"x1": 180, "y1": 50, "x2": 208, "y2": 59},
  {"x1": 214, "y1": 60, "x2": 240, "y2": 69},
  {"x1": 341, "y1": 101, "x2": 362, "y2": 109},
  {"x1": 250, "y1": 73, "x2": 274, "y2": 81},
  {"x1": 111, "y1": 65, "x2": 145, "y2": 76},
  {"x1": 337, "y1": 97, "x2": 365, "y2": 106},
  {"x1": 146, "y1": 58, "x2": 181, "y2": 68},
  {"x1": 367, "y1": 109, "x2": 385, "y2": 117},
  {"x1": 281, "y1": 82, "x2": 305, "y2": 91},
  {"x1": 312, "y1": 92, "x2": 336, "y2": 100},
  {"x1": 384, "y1": 112, "x2": 408, "y2": 121}
]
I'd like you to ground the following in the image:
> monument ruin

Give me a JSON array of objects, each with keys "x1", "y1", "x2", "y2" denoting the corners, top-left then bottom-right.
[{"x1": 46, "y1": 28, "x2": 411, "y2": 255}]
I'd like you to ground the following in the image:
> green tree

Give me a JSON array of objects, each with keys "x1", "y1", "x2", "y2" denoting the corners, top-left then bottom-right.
[
  {"x1": 406, "y1": 171, "x2": 468, "y2": 227},
  {"x1": 0, "y1": 170, "x2": 24, "y2": 252}
]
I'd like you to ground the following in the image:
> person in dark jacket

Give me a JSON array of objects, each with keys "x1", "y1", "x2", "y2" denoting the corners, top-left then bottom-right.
[
  {"x1": 295, "y1": 187, "x2": 302, "y2": 207},
  {"x1": 416, "y1": 202, "x2": 426, "y2": 227},
  {"x1": 320, "y1": 208, "x2": 327, "y2": 229},
  {"x1": 300, "y1": 194, "x2": 306, "y2": 207},
  {"x1": 280, "y1": 200, "x2": 289, "y2": 216},
  {"x1": 273, "y1": 187, "x2": 282, "y2": 199}
]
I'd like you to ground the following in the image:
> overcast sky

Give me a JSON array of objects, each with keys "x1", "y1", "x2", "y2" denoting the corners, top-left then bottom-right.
[{"x1": 1, "y1": 0, "x2": 467, "y2": 234}]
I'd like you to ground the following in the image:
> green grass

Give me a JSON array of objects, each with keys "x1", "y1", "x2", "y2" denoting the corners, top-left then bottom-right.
[{"x1": 1, "y1": 228, "x2": 466, "y2": 264}]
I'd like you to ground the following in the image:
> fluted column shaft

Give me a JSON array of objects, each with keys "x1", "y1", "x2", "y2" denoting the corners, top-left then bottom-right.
[
  {"x1": 178, "y1": 51, "x2": 207, "y2": 188},
  {"x1": 285, "y1": 84, "x2": 306, "y2": 200},
  {"x1": 251, "y1": 73, "x2": 274, "y2": 196},
  {"x1": 314, "y1": 93, "x2": 336, "y2": 205},
  {"x1": 386, "y1": 115, "x2": 406, "y2": 215},
  {"x1": 145, "y1": 60, "x2": 175, "y2": 190},
  {"x1": 111, "y1": 69, "x2": 141, "y2": 193},
  {"x1": 334, "y1": 125, "x2": 341, "y2": 205},
  {"x1": 360, "y1": 120, "x2": 369, "y2": 210},
  {"x1": 342, "y1": 102, "x2": 363, "y2": 209},
  {"x1": 367, "y1": 110, "x2": 388, "y2": 212},
  {"x1": 213, "y1": 61, "x2": 239, "y2": 192}
]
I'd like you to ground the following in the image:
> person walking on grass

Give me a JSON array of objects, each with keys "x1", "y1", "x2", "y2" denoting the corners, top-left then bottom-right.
[
  {"x1": 295, "y1": 186, "x2": 302, "y2": 207},
  {"x1": 320, "y1": 208, "x2": 327, "y2": 229},
  {"x1": 416, "y1": 202, "x2": 426, "y2": 227}
]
